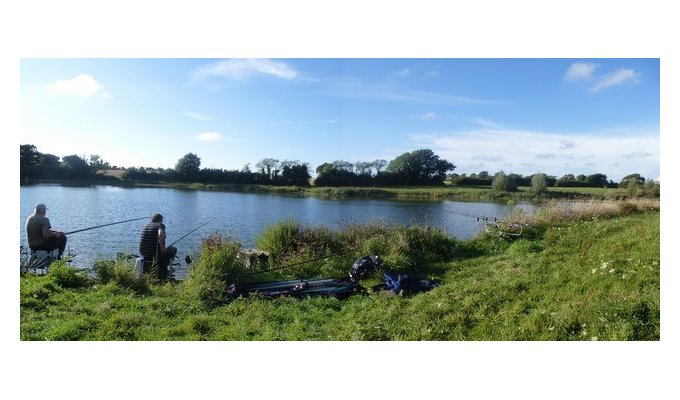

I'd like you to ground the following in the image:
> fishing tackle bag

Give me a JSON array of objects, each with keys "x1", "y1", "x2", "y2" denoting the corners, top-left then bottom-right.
[
  {"x1": 380, "y1": 271, "x2": 438, "y2": 295},
  {"x1": 349, "y1": 255, "x2": 383, "y2": 283}
]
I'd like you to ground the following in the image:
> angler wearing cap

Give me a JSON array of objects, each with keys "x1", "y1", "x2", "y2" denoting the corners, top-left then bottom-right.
[
  {"x1": 25, "y1": 203, "x2": 67, "y2": 259},
  {"x1": 138, "y1": 213, "x2": 177, "y2": 280}
]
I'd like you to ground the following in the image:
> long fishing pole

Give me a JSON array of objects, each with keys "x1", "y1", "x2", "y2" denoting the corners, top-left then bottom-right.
[
  {"x1": 64, "y1": 216, "x2": 148, "y2": 235},
  {"x1": 444, "y1": 209, "x2": 498, "y2": 222},
  {"x1": 168, "y1": 218, "x2": 216, "y2": 248}
]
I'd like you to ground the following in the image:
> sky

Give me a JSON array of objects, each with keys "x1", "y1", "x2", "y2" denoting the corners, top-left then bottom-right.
[{"x1": 20, "y1": 58, "x2": 659, "y2": 182}]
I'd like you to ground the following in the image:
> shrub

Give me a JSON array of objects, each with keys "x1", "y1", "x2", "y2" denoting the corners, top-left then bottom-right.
[
  {"x1": 255, "y1": 218, "x2": 299, "y2": 260},
  {"x1": 530, "y1": 173, "x2": 548, "y2": 195},
  {"x1": 93, "y1": 258, "x2": 149, "y2": 293},
  {"x1": 47, "y1": 261, "x2": 90, "y2": 288},
  {"x1": 492, "y1": 171, "x2": 517, "y2": 193},
  {"x1": 93, "y1": 260, "x2": 116, "y2": 283},
  {"x1": 183, "y1": 234, "x2": 243, "y2": 307}
]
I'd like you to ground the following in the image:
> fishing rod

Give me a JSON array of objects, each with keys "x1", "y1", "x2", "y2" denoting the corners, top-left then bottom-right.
[
  {"x1": 444, "y1": 208, "x2": 498, "y2": 222},
  {"x1": 227, "y1": 253, "x2": 343, "y2": 280},
  {"x1": 64, "y1": 216, "x2": 148, "y2": 235},
  {"x1": 225, "y1": 242, "x2": 367, "y2": 281},
  {"x1": 168, "y1": 218, "x2": 216, "y2": 248},
  {"x1": 444, "y1": 208, "x2": 531, "y2": 237}
]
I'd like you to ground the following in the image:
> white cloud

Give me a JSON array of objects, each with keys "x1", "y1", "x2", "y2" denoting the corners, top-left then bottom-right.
[
  {"x1": 418, "y1": 112, "x2": 437, "y2": 120},
  {"x1": 565, "y1": 63, "x2": 641, "y2": 94},
  {"x1": 192, "y1": 59, "x2": 298, "y2": 81},
  {"x1": 422, "y1": 69, "x2": 439, "y2": 79},
  {"x1": 184, "y1": 112, "x2": 214, "y2": 121},
  {"x1": 325, "y1": 77, "x2": 493, "y2": 106},
  {"x1": 410, "y1": 126, "x2": 659, "y2": 181},
  {"x1": 394, "y1": 68, "x2": 410, "y2": 77},
  {"x1": 46, "y1": 74, "x2": 110, "y2": 98},
  {"x1": 197, "y1": 132, "x2": 223, "y2": 142},
  {"x1": 590, "y1": 68, "x2": 641, "y2": 93},
  {"x1": 564, "y1": 62, "x2": 600, "y2": 82}
]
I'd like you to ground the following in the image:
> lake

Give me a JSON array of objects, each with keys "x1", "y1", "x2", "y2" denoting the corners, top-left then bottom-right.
[{"x1": 20, "y1": 184, "x2": 534, "y2": 278}]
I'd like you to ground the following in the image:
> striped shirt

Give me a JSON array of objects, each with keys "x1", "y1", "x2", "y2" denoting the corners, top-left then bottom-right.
[{"x1": 139, "y1": 222, "x2": 164, "y2": 258}]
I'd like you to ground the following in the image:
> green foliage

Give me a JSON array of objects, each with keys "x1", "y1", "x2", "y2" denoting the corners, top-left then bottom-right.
[
  {"x1": 175, "y1": 153, "x2": 201, "y2": 181},
  {"x1": 92, "y1": 258, "x2": 150, "y2": 293},
  {"x1": 530, "y1": 173, "x2": 548, "y2": 195},
  {"x1": 386, "y1": 149, "x2": 455, "y2": 185},
  {"x1": 47, "y1": 261, "x2": 90, "y2": 288},
  {"x1": 61, "y1": 154, "x2": 91, "y2": 179},
  {"x1": 182, "y1": 234, "x2": 243, "y2": 307},
  {"x1": 254, "y1": 218, "x2": 457, "y2": 278},
  {"x1": 620, "y1": 173, "x2": 645, "y2": 188},
  {"x1": 492, "y1": 170, "x2": 517, "y2": 193},
  {"x1": 255, "y1": 218, "x2": 300, "y2": 260}
]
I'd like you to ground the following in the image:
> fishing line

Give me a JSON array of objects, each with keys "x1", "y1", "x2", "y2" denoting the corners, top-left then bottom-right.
[
  {"x1": 64, "y1": 216, "x2": 148, "y2": 235},
  {"x1": 168, "y1": 218, "x2": 216, "y2": 247}
]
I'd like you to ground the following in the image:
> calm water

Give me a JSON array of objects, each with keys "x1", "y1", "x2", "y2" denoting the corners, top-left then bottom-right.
[{"x1": 20, "y1": 184, "x2": 533, "y2": 278}]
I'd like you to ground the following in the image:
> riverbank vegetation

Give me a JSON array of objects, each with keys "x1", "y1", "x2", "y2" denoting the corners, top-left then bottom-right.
[
  {"x1": 20, "y1": 144, "x2": 660, "y2": 201},
  {"x1": 20, "y1": 198, "x2": 659, "y2": 340}
]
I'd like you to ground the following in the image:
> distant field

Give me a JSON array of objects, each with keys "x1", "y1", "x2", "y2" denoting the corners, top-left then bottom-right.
[{"x1": 97, "y1": 169, "x2": 126, "y2": 178}]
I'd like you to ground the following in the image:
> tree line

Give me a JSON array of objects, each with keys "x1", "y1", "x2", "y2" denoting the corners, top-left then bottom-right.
[{"x1": 19, "y1": 144, "x2": 659, "y2": 196}]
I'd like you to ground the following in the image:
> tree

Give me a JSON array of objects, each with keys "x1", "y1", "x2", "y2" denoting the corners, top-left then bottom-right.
[
  {"x1": 175, "y1": 153, "x2": 201, "y2": 181},
  {"x1": 61, "y1": 154, "x2": 91, "y2": 178},
  {"x1": 643, "y1": 179, "x2": 660, "y2": 198},
  {"x1": 386, "y1": 149, "x2": 455, "y2": 185},
  {"x1": 256, "y1": 158, "x2": 279, "y2": 180},
  {"x1": 88, "y1": 154, "x2": 110, "y2": 173},
  {"x1": 37, "y1": 153, "x2": 61, "y2": 179},
  {"x1": 281, "y1": 162, "x2": 311, "y2": 186},
  {"x1": 332, "y1": 160, "x2": 354, "y2": 172},
  {"x1": 354, "y1": 161, "x2": 373, "y2": 175},
  {"x1": 530, "y1": 173, "x2": 548, "y2": 195},
  {"x1": 585, "y1": 173, "x2": 608, "y2": 187},
  {"x1": 20, "y1": 144, "x2": 41, "y2": 179},
  {"x1": 371, "y1": 159, "x2": 388, "y2": 174},
  {"x1": 619, "y1": 173, "x2": 645, "y2": 188},
  {"x1": 492, "y1": 170, "x2": 517, "y2": 193}
]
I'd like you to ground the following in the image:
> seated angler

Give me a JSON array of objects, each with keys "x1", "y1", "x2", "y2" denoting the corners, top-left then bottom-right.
[
  {"x1": 138, "y1": 213, "x2": 177, "y2": 280},
  {"x1": 25, "y1": 203, "x2": 67, "y2": 259}
]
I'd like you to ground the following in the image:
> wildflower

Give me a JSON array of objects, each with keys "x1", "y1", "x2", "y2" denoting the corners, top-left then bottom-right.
[
  {"x1": 621, "y1": 274, "x2": 626, "y2": 279},
  {"x1": 591, "y1": 268, "x2": 597, "y2": 274},
  {"x1": 609, "y1": 269, "x2": 615, "y2": 274},
  {"x1": 591, "y1": 337, "x2": 598, "y2": 341},
  {"x1": 601, "y1": 261, "x2": 608, "y2": 269}
]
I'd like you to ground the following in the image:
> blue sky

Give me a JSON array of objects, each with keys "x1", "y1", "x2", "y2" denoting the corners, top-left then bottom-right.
[{"x1": 20, "y1": 58, "x2": 659, "y2": 181}]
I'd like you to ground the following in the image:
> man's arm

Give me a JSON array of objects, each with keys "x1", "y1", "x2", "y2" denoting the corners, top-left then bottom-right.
[
  {"x1": 158, "y1": 226, "x2": 167, "y2": 253},
  {"x1": 42, "y1": 224, "x2": 63, "y2": 239}
]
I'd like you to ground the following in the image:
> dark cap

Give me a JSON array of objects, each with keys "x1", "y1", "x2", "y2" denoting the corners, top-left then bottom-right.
[
  {"x1": 35, "y1": 203, "x2": 48, "y2": 211},
  {"x1": 151, "y1": 213, "x2": 163, "y2": 222}
]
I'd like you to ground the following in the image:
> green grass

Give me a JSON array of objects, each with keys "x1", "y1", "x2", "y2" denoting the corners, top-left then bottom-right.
[{"x1": 20, "y1": 207, "x2": 659, "y2": 340}]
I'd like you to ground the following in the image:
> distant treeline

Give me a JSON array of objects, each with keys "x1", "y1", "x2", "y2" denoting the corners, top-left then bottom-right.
[{"x1": 20, "y1": 144, "x2": 657, "y2": 193}]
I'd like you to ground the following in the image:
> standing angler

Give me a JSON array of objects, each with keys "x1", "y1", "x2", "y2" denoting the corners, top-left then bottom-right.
[
  {"x1": 25, "y1": 203, "x2": 67, "y2": 259},
  {"x1": 138, "y1": 213, "x2": 177, "y2": 280}
]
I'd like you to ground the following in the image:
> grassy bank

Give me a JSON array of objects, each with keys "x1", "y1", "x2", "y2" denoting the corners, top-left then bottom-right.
[{"x1": 20, "y1": 200, "x2": 659, "y2": 340}]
